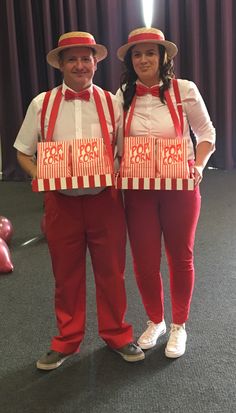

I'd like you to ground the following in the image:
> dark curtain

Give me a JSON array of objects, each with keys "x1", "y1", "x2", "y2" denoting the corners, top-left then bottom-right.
[{"x1": 0, "y1": 0, "x2": 235, "y2": 180}]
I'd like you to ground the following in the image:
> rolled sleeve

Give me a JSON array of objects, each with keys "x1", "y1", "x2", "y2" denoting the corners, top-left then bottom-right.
[
  {"x1": 14, "y1": 92, "x2": 45, "y2": 155},
  {"x1": 182, "y1": 80, "x2": 216, "y2": 149}
]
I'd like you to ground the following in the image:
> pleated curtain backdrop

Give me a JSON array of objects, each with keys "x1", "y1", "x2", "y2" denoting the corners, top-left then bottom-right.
[{"x1": 0, "y1": 0, "x2": 235, "y2": 180}]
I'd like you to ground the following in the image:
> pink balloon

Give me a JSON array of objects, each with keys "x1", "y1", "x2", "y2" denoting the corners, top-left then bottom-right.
[
  {"x1": 0, "y1": 238, "x2": 14, "y2": 273},
  {"x1": 0, "y1": 216, "x2": 13, "y2": 244}
]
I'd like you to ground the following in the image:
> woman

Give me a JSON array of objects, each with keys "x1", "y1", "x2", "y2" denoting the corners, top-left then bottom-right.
[{"x1": 116, "y1": 27, "x2": 215, "y2": 358}]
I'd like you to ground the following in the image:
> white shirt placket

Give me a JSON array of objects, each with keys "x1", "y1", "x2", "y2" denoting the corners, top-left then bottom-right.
[{"x1": 75, "y1": 99, "x2": 82, "y2": 139}]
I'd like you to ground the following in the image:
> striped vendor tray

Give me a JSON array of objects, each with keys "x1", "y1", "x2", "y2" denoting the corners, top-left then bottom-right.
[
  {"x1": 115, "y1": 177, "x2": 195, "y2": 190},
  {"x1": 32, "y1": 174, "x2": 113, "y2": 192}
]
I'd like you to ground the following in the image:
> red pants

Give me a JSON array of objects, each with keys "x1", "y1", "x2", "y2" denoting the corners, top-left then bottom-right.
[
  {"x1": 44, "y1": 188, "x2": 133, "y2": 354},
  {"x1": 124, "y1": 187, "x2": 201, "y2": 324}
]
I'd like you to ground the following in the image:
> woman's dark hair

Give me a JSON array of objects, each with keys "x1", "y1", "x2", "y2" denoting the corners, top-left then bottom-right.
[{"x1": 119, "y1": 44, "x2": 175, "y2": 111}]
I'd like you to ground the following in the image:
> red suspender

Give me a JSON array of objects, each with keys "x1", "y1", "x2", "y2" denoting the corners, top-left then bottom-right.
[
  {"x1": 125, "y1": 95, "x2": 137, "y2": 136},
  {"x1": 93, "y1": 87, "x2": 115, "y2": 181},
  {"x1": 42, "y1": 82, "x2": 183, "y2": 143},
  {"x1": 104, "y1": 90, "x2": 115, "y2": 142},
  {"x1": 124, "y1": 80, "x2": 183, "y2": 138},
  {"x1": 40, "y1": 87, "x2": 63, "y2": 142},
  {"x1": 41, "y1": 90, "x2": 51, "y2": 141},
  {"x1": 164, "y1": 89, "x2": 182, "y2": 138},
  {"x1": 172, "y1": 79, "x2": 184, "y2": 134},
  {"x1": 40, "y1": 86, "x2": 115, "y2": 182},
  {"x1": 46, "y1": 87, "x2": 63, "y2": 141}
]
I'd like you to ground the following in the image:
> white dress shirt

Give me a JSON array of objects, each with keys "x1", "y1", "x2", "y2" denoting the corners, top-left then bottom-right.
[
  {"x1": 14, "y1": 82, "x2": 123, "y2": 195},
  {"x1": 116, "y1": 79, "x2": 216, "y2": 160}
]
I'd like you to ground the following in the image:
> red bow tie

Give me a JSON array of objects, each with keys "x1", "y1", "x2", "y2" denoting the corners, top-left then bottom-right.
[
  {"x1": 136, "y1": 84, "x2": 159, "y2": 97},
  {"x1": 64, "y1": 89, "x2": 90, "y2": 101}
]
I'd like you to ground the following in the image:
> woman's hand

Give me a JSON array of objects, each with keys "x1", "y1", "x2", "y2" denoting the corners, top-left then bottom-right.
[
  {"x1": 191, "y1": 141, "x2": 215, "y2": 186},
  {"x1": 192, "y1": 165, "x2": 203, "y2": 186}
]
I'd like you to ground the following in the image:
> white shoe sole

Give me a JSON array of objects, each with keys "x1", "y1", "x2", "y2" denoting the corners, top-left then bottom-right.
[
  {"x1": 137, "y1": 327, "x2": 167, "y2": 350},
  {"x1": 114, "y1": 350, "x2": 145, "y2": 362},
  {"x1": 165, "y1": 347, "x2": 186, "y2": 358},
  {"x1": 36, "y1": 355, "x2": 71, "y2": 370}
]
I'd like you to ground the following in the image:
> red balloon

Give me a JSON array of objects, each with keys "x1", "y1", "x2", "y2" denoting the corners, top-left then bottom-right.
[
  {"x1": 0, "y1": 216, "x2": 13, "y2": 244},
  {"x1": 0, "y1": 238, "x2": 14, "y2": 273}
]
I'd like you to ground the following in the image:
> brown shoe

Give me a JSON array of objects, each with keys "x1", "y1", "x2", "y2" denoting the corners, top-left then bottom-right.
[
  {"x1": 36, "y1": 350, "x2": 73, "y2": 370},
  {"x1": 113, "y1": 342, "x2": 145, "y2": 362}
]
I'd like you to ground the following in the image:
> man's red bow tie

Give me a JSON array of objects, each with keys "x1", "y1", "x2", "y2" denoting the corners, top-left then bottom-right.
[
  {"x1": 64, "y1": 89, "x2": 90, "y2": 101},
  {"x1": 136, "y1": 84, "x2": 159, "y2": 97}
]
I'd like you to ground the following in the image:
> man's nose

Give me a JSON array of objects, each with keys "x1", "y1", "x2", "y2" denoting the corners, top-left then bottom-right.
[{"x1": 75, "y1": 58, "x2": 84, "y2": 69}]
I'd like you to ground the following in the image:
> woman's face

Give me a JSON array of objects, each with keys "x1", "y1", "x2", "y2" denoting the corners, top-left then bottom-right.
[{"x1": 131, "y1": 43, "x2": 160, "y2": 86}]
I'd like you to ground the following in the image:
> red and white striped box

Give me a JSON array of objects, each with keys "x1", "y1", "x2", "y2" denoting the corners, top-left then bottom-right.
[
  {"x1": 32, "y1": 174, "x2": 113, "y2": 192},
  {"x1": 37, "y1": 141, "x2": 72, "y2": 179},
  {"x1": 71, "y1": 138, "x2": 112, "y2": 176},
  {"x1": 156, "y1": 138, "x2": 189, "y2": 178},
  {"x1": 116, "y1": 177, "x2": 194, "y2": 191},
  {"x1": 121, "y1": 136, "x2": 156, "y2": 178},
  {"x1": 33, "y1": 138, "x2": 114, "y2": 192}
]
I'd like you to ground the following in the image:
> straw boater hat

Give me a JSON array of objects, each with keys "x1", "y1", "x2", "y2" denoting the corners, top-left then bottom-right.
[
  {"x1": 47, "y1": 31, "x2": 108, "y2": 69},
  {"x1": 117, "y1": 27, "x2": 178, "y2": 61}
]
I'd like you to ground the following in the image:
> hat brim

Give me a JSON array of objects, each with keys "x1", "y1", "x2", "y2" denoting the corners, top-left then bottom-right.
[
  {"x1": 47, "y1": 43, "x2": 108, "y2": 68},
  {"x1": 117, "y1": 39, "x2": 178, "y2": 61}
]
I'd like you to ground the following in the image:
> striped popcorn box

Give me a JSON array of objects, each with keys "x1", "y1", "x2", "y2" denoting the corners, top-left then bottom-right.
[
  {"x1": 156, "y1": 138, "x2": 189, "y2": 178},
  {"x1": 37, "y1": 141, "x2": 72, "y2": 179},
  {"x1": 115, "y1": 177, "x2": 195, "y2": 191},
  {"x1": 71, "y1": 138, "x2": 112, "y2": 177},
  {"x1": 121, "y1": 136, "x2": 156, "y2": 178}
]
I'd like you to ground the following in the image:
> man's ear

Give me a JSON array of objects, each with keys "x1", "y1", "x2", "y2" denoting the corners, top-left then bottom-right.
[
  {"x1": 94, "y1": 57, "x2": 98, "y2": 71},
  {"x1": 58, "y1": 60, "x2": 64, "y2": 73}
]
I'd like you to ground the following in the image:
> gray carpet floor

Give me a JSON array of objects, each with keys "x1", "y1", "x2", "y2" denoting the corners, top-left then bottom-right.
[{"x1": 0, "y1": 169, "x2": 235, "y2": 413}]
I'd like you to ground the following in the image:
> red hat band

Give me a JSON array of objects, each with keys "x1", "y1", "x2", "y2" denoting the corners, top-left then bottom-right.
[
  {"x1": 128, "y1": 32, "x2": 165, "y2": 44},
  {"x1": 59, "y1": 37, "x2": 96, "y2": 47}
]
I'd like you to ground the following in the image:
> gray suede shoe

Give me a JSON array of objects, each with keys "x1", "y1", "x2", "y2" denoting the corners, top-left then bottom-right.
[
  {"x1": 113, "y1": 342, "x2": 145, "y2": 362},
  {"x1": 36, "y1": 350, "x2": 73, "y2": 370}
]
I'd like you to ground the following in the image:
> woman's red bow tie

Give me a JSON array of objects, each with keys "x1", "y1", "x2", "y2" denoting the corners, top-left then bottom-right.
[{"x1": 136, "y1": 84, "x2": 159, "y2": 97}]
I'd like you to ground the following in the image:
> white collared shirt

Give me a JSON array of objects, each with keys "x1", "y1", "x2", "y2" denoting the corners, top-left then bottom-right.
[
  {"x1": 14, "y1": 82, "x2": 123, "y2": 195},
  {"x1": 116, "y1": 79, "x2": 216, "y2": 160}
]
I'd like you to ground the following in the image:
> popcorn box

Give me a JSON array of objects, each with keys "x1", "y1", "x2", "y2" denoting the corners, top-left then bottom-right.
[
  {"x1": 33, "y1": 138, "x2": 114, "y2": 192},
  {"x1": 37, "y1": 141, "x2": 71, "y2": 179},
  {"x1": 121, "y1": 136, "x2": 156, "y2": 178},
  {"x1": 116, "y1": 136, "x2": 194, "y2": 191},
  {"x1": 71, "y1": 138, "x2": 112, "y2": 176},
  {"x1": 156, "y1": 138, "x2": 189, "y2": 178}
]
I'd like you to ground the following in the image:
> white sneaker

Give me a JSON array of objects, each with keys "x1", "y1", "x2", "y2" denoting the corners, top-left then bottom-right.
[
  {"x1": 137, "y1": 320, "x2": 166, "y2": 349},
  {"x1": 165, "y1": 323, "x2": 187, "y2": 358}
]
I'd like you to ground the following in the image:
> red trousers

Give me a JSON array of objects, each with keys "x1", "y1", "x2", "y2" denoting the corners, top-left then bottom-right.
[
  {"x1": 124, "y1": 187, "x2": 201, "y2": 324},
  {"x1": 44, "y1": 188, "x2": 133, "y2": 354}
]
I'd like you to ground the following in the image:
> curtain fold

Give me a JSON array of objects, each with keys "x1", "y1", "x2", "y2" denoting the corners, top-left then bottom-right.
[{"x1": 0, "y1": 0, "x2": 235, "y2": 180}]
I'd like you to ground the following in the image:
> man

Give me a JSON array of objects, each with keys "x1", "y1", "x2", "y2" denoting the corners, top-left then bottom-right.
[{"x1": 14, "y1": 31, "x2": 144, "y2": 370}]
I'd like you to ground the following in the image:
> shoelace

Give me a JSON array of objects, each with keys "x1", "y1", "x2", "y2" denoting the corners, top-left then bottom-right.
[
  {"x1": 143, "y1": 321, "x2": 161, "y2": 339},
  {"x1": 168, "y1": 324, "x2": 184, "y2": 345}
]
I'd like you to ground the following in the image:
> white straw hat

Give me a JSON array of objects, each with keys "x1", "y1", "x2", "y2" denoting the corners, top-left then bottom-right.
[
  {"x1": 117, "y1": 27, "x2": 178, "y2": 61},
  {"x1": 47, "y1": 31, "x2": 108, "y2": 68}
]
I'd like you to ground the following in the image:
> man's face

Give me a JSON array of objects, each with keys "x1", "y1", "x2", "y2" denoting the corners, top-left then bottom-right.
[{"x1": 59, "y1": 47, "x2": 97, "y2": 91}]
